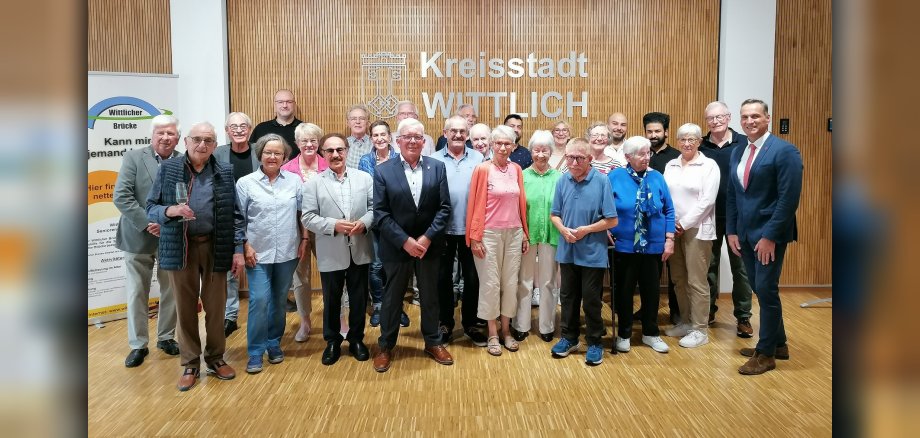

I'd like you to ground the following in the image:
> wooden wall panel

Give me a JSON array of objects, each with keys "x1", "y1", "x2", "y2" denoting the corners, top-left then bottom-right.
[
  {"x1": 88, "y1": 0, "x2": 172, "y2": 73},
  {"x1": 773, "y1": 0, "x2": 833, "y2": 285},
  {"x1": 227, "y1": 0, "x2": 719, "y2": 141}
]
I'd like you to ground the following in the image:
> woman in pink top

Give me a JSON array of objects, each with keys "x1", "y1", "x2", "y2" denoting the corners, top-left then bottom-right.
[
  {"x1": 465, "y1": 125, "x2": 530, "y2": 356},
  {"x1": 280, "y1": 123, "x2": 328, "y2": 342}
]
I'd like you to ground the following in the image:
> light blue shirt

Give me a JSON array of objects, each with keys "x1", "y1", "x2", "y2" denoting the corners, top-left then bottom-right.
[
  {"x1": 429, "y1": 146, "x2": 483, "y2": 235},
  {"x1": 236, "y1": 168, "x2": 303, "y2": 264},
  {"x1": 551, "y1": 167, "x2": 617, "y2": 268}
]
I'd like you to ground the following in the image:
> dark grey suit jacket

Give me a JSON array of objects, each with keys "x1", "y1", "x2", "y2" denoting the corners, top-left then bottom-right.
[{"x1": 113, "y1": 146, "x2": 179, "y2": 254}]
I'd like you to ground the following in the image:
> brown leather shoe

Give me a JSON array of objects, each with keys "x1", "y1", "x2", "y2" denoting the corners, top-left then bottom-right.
[
  {"x1": 740, "y1": 344, "x2": 789, "y2": 360},
  {"x1": 736, "y1": 318, "x2": 754, "y2": 338},
  {"x1": 738, "y1": 351, "x2": 776, "y2": 375},
  {"x1": 177, "y1": 367, "x2": 199, "y2": 391},
  {"x1": 373, "y1": 348, "x2": 392, "y2": 373},
  {"x1": 205, "y1": 360, "x2": 236, "y2": 380},
  {"x1": 424, "y1": 345, "x2": 454, "y2": 365}
]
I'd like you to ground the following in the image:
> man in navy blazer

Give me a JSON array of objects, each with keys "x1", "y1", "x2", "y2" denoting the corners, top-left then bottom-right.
[
  {"x1": 371, "y1": 118, "x2": 454, "y2": 372},
  {"x1": 726, "y1": 99, "x2": 803, "y2": 375}
]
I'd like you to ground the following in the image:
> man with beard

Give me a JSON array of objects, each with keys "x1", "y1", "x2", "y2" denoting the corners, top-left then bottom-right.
[
  {"x1": 250, "y1": 89, "x2": 302, "y2": 160},
  {"x1": 504, "y1": 113, "x2": 533, "y2": 170},
  {"x1": 214, "y1": 112, "x2": 260, "y2": 338},
  {"x1": 393, "y1": 100, "x2": 435, "y2": 155},
  {"x1": 699, "y1": 101, "x2": 754, "y2": 337},
  {"x1": 644, "y1": 111, "x2": 680, "y2": 323},
  {"x1": 604, "y1": 112, "x2": 628, "y2": 167}
]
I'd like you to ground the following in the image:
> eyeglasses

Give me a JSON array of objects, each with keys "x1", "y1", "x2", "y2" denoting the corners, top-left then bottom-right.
[
  {"x1": 447, "y1": 128, "x2": 468, "y2": 135},
  {"x1": 399, "y1": 135, "x2": 424, "y2": 143},
  {"x1": 493, "y1": 141, "x2": 515, "y2": 148},
  {"x1": 322, "y1": 147, "x2": 348, "y2": 155},
  {"x1": 589, "y1": 133, "x2": 608, "y2": 139},
  {"x1": 228, "y1": 124, "x2": 249, "y2": 132},
  {"x1": 397, "y1": 111, "x2": 417, "y2": 118},
  {"x1": 705, "y1": 114, "x2": 730, "y2": 123},
  {"x1": 188, "y1": 136, "x2": 216, "y2": 145},
  {"x1": 263, "y1": 151, "x2": 285, "y2": 157},
  {"x1": 677, "y1": 138, "x2": 700, "y2": 144},
  {"x1": 274, "y1": 100, "x2": 295, "y2": 105},
  {"x1": 297, "y1": 138, "x2": 319, "y2": 147},
  {"x1": 552, "y1": 128, "x2": 569, "y2": 133},
  {"x1": 564, "y1": 155, "x2": 588, "y2": 163},
  {"x1": 347, "y1": 116, "x2": 368, "y2": 122}
]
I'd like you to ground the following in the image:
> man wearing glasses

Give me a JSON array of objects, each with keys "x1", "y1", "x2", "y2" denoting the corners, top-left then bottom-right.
[
  {"x1": 435, "y1": 104, "x2": 476, "y2": 151},
  {"x1": 146, "y1": 122, "x2": 246, "y2": 391},
  {"x1": 250, "y1": 89, "x2": 303, "y2": 160},
  {"x1": 372, "y1": 118, "x2": 453, "y2": 372},
  {"x1": 214, "y1": 112, "x2": 260, "y2": 338},
  {"x1": 345, "y1": 105, "x2": 372, "y2": 169},
  {"x1": 549, "y1": 138, "x2": 618, "y2": 366},
  {"x1": 699, "y1": 101, "x2": 754, "y2": 337},
  {"x1": 393, "y1": 100, "x2": 436, "y2": 155},
  {"x1": 302, "y1": 133, "x2": 374, "y2": 366}
]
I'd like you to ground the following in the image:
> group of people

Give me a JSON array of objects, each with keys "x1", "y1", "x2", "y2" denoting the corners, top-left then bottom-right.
[{"x1": 113, "y1": 88, "x2": 803, "y2": 391}]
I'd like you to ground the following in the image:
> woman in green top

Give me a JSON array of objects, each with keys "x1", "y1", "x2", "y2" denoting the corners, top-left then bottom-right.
[{"x1": 513, "y1": 130, "x2": 563, "y2": 343}]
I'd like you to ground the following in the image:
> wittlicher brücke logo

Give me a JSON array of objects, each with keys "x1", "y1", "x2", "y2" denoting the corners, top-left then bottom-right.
[{"x1": 87, "y1": 96, "x2": 173, "y2": 129}]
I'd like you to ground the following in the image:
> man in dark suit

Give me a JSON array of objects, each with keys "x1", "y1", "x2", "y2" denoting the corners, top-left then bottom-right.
[
  {"x1": 726, "y1": 99, "x2": 803, "y2": 375},
  {"x1": 113, "y1": 114, "x2": 182, "y2": 367},
  {"x1": 372, "y1": 118, "x2": 453, "y2": 372}
]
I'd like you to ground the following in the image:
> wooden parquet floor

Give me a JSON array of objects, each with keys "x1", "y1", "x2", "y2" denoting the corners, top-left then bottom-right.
[{"x1": 88, "y1": 289, "x2": 832, "y2": 436}]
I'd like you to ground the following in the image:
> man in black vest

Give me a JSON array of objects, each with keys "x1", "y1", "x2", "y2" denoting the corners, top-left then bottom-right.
[{"x1": 146, "y1": 121, "x2": 246, "y2": 391}]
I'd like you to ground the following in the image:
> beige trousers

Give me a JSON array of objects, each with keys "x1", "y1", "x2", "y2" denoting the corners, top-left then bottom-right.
[
  {"x1": 474, "y1": 228, "x2": 524, "y2": 320},
  {"x1": 514, "y1": 243, "x2": 558, "y2": 334},
  {"x1": 669, "y1": 227, "x2": 713, "y2": 330}
]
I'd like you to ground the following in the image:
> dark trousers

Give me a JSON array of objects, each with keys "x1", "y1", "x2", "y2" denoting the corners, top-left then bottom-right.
[
  {"x1": 707, "y1": 220, "x2": 753, "y2": 319},
  {"x1": 740, "y1": 239, "x2": 789, "y2": 357},
  {"x1": 319, "y1": 261, "x2": 368, "y2": 343},
  {"x1": 166, "y1": 238, "x2": 227, "y2": 367},
  {"x1": 438, "y1": 234, "x2": 479, "y2": 330},
  {"x1": 379, "y1": 256, "x2": 442, "y2": 349},
  {"x1": 656, "y1": 260, "x2": 679, "y2": 319},
  {"x1": 559, "y1": 263, "x2": 606, "y2": 346},
  {"x1": 613, "y1": 251, "x2": 661, "y2": 338}
]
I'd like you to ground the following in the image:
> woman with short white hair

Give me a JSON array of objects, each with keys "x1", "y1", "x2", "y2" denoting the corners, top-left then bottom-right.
[{"x1": 662, "y1": 123, "x2": 720, "y2": 348}]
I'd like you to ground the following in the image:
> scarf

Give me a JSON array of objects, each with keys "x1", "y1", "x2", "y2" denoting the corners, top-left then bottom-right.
[{"x1": 626, "y1": 165, "x2": 658, "y2": 253}]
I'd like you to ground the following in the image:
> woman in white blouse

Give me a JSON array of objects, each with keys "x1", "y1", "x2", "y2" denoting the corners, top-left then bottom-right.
[{"x1": 662, "y1": 123, "x2": 720, "y2": 348}]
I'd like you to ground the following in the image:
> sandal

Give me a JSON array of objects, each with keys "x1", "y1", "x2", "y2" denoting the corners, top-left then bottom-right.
[
  {"x1": 487, "y1": 336, "x2": 502, "y2": 356},
  {"x1": 503, "y1": 336, "x2": 520, "y2": 352}
]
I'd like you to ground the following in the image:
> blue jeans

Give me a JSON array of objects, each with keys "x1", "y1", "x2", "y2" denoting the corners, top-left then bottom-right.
[
  {"x1": 245, "y1": 258, "x2": 298, "y2": 357},
  {"x1": 369, "y1": 232, "x2": 385, "y2": 308}
]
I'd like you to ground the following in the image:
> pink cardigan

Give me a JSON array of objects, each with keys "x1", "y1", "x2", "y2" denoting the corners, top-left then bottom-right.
[
  {"x1": 464, "y1": 162, "x2": 530, "y2": 246},
  {"x1": 280, "y1": 155, "x2": 328, "y2": 181}
]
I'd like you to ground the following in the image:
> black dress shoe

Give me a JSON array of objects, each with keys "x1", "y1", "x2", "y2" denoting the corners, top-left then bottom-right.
[
  {"x1": 510, "y1": 328, "x2": 529, "y2": 342},
  {"x1": 539, "y1": 332, "x2": 554, "y2": 342},
  {"x1": 322, "y1": 341, "x2": 342, "y2": 365},
  {"x1": 157, "y1": 339, "x2": 180, "y2": 356},
  {"x1": 224, "y1": 319, "x2": 238, "y2": 337},
  {"x1": 348, "y1": 341, "x2": 370, "y2": 361},
  {"x1": 285, "y1": 298, "x2": 297, "y2": 313},
  {"x1": 125, "y1": 348, "x2": 149, "y2": 367}
]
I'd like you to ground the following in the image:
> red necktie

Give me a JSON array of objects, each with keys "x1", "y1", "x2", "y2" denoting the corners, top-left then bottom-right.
[{"x1": 742, "y1": 144, "x2": 756, "y2": 189}]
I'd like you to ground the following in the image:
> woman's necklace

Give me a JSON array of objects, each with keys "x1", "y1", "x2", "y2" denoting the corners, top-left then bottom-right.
[{"x1": 494, "y1": 161, "x2": 509, "y2": 173}]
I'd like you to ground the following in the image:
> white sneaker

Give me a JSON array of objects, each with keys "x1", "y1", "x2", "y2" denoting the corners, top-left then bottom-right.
[
  {"x1": 665, "y1": 323, "x2": 691, "y2": 338},
  {"x1": 642, "y1": 335, "x2": 670, "y2": 353},
  {"x1": 678, "y1": 330, "x2": 709, "y2": 348},
  {"x1": 531, "y1": 288, "x2": 540, "y2": 307},
  {"x1": 615, "y1": 336, "x2": 631, "y2": 353}
]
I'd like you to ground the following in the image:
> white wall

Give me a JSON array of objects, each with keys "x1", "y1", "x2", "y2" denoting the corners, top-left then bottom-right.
[
  {"x1": 169, "y1": 0, "x2": 230, "y2": 145},
  {"x1": 719, "y1": 0, "x2": 777, "y2": 132}
]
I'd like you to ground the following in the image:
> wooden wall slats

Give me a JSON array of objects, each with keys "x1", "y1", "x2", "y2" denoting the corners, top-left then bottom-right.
[
  {"x1": 87, "y1": 0, "x2": 172, "y2": 74},
  {"x1": 773, "y1": 0, "x2": 833, "y2": 285},
  {"x1": 227, "y1": 0, "x2": 720, "y2": 140}
]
